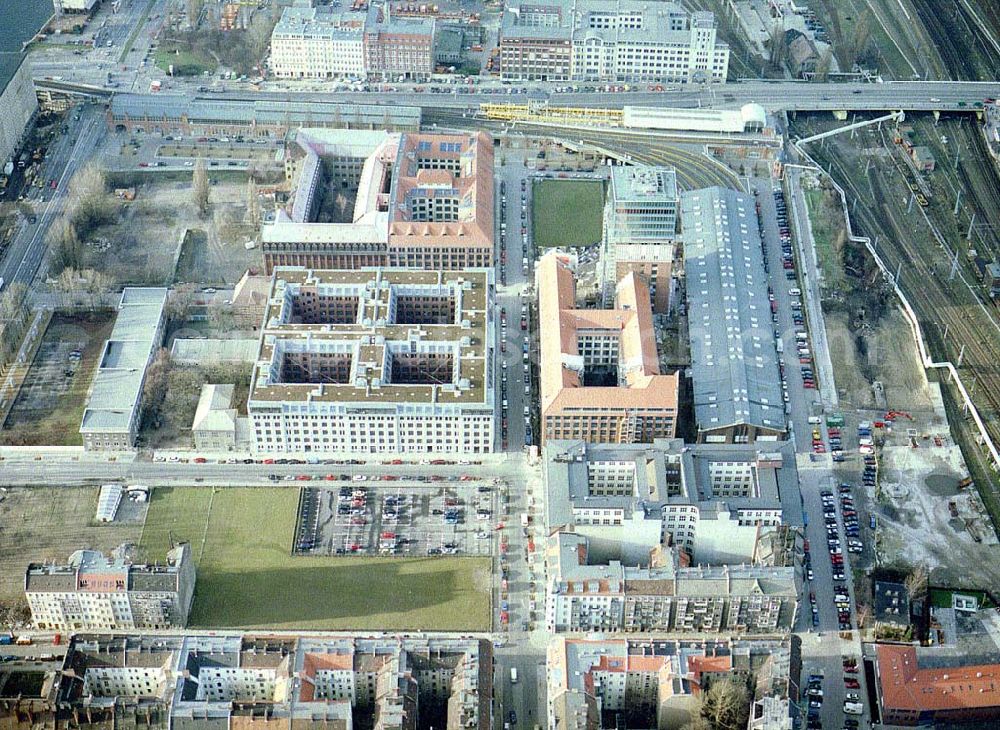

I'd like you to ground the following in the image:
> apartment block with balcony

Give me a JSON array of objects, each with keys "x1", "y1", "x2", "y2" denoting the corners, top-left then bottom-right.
[
  {"x1": 547, "y1": 636, "x2": 792, "y2": 730},
  {"x1": 25, "y1": 545, "x2": 195, "y2": 632},
  {"x1": 269, "y1": 4, "x2": 366, "y2": 79},
  {"x1": 538, "y1": 252, "x2": 680, "y2": 446}
]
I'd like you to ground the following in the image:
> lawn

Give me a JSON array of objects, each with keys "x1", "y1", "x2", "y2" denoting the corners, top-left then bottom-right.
[
  {"x1": 140, "y1": 487, "x2": 491, "y2": 631},
  {"x1": 804, "y1": 187, "x2": 847, "y2": 293},
  {"x1": 532, "y1": 178, "x2": 605, "y2": 248},
  {"x1": 154, "y1": 43, "x2": 217, "y2": 76}
]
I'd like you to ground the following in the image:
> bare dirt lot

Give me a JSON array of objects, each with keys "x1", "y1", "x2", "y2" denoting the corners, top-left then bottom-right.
[
  {"x1": 0, "y1": 487, "x2": 144, "y2": 601},
  {"x1": 0, "y1": 311, "x2": 115, "y2": 446}
]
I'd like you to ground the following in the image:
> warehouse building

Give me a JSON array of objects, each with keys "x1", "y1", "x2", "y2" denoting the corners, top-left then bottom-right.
[
  {"x1": 79, "y1": 288, "x2": 167, "y2": 451},
  {"x1": 107, "y1": 94, "x2": 421, "y2": 136},
  {"x1": 499, "y1": 0, "x2": 729, "y2": 83},
  {"x1": 538, "y1": 252, "x2": 679, "y2": 445},
  {"x1": 248, "y1": 266, "x2": 495, "y2": 454},
  {"x1": 599, "y1": 166, "x2": 679, "y2": 313},
  {"x1": 684, "y1": 187, "x2": 786, "y2": 443},
  {"x1": 545, "y1": 531, "x2": 798, "y2": 634},
  {"x1": 54, "y1": 633, "x2": 491, "y2": 730},
  {"x1": 547, "y1": 636, "x2": 792, "y2": 730},
  {"x1": 0, "y1": 54, "x2": 39, "y2": 173},
  {"x1": 263, "y1": 128, "x2": 494, "y2": 273},
  {"x1": 25, "y1": 544, "x2": 195, "y2": 632},
  {"x1": 543, "y1": 438, "x2": 801, "y2": 566}
]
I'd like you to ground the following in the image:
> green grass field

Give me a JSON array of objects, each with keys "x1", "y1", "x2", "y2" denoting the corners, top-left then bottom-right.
[
  {"x1": 139, "y1": 487, "x2": 491, "y2": 631},
  {"x1": 532, "y1": 179, "x2": 605, "y2": 248}
]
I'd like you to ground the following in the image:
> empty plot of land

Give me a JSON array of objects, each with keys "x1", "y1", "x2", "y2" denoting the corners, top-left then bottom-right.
[
  {"x1": 0, "y1": 312, "x2": 115, "y2": 446},
  {"x1": 532, "y1": 179, "x2": 604, "y2": 248},
  {"x1": 140, "y1": 487, "x2": 491, "y2": 631},
  {"x1": 0, "y1": 487, "x2": 144, "y2": 601}
]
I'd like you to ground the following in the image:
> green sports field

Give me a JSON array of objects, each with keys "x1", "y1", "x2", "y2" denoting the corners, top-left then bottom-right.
[
  {"x1": 140, "y1": 487, "x2": 490, "y2": 631},
  {"x1": 531, "y1": 178, "x2": 605, "y2": 248}
]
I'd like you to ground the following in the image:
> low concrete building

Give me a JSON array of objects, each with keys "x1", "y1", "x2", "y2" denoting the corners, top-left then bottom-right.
[
  {"x1": 538, "y1": 252, "x2": 680, "y2": 445},
  {"x1": 911, "y1": 145, "x2": 936, "y2": 172},
  {"x1": 192, "y1": 384, "x2": 238, "y2": 452},
  {"x1": 80, "y1": 288, "x2": 167, "y2": 451},
  {"x1": 25, "y1": 545, "x2": 195, "y2": 632}
]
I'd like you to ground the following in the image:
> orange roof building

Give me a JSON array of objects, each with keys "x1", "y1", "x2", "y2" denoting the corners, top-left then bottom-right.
[
  {"x1": 537, "y1": 252, "x2": 679, "y2": 445},
  {"x1": 876, "y1": 644, "x2": 1000, "y2": 726}
]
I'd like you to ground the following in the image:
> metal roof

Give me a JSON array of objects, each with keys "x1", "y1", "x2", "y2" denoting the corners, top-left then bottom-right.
[{"x1": 683, "y1": 187, "x2": 786, "y2": 435}]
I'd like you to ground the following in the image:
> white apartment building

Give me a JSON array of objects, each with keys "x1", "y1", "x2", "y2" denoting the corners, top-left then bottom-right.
[
  {"x1": 25, "y1": 545, "x2": 195, "y2": 632},
  {"x1": 269, "y1": 5, "x2": 366, "y2": 79},
  {"x1": 248, "y1": 267, "x2": 496, "y2": 454}
]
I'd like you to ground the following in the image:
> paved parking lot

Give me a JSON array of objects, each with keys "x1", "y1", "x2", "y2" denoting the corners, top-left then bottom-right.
[{"x1": 293, "y1": 482, "x2": 500, "y2": 558}]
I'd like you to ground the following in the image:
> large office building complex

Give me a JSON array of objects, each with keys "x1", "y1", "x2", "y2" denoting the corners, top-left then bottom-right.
[
  {"x1": 538, "y1": 252, "x2": 679, "y2": 445},
  {"x1": 547, "y1": 636, "x2": 792, "y2": 730},
  {"x1": 248, "y1": 266, "x2": 495, "y2": 454},
  {"x1": 25, "y1": 545, "x2": 195, "y2": 632},
  {"x1": 263, "y1": 128, "x2": 493, "y2": 273},
  {"x1": 684, "y1": 187, "x2": 786, "y2": 443},
  {"x1": 269, "y1": 2, "x2": 435, "y2": 80},
  {"x1": 499, "y1": 0, "x2": 729, "y2": 83},
  {"x1": 79, "y1": 288, "x2": 167, "y2": 451},
  {"x1": 599, "y1": 166, "x2": 679, "y2": 313}
]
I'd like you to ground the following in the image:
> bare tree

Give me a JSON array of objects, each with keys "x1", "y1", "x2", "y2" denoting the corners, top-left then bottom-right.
[
  {"x1": 698, "y1": 676, "x2": 751, "y2": 730},
  {"x1": 246, "y1": 177, "x2": 261, "y2": 228},
  {"x1": 852, "y1": 10, "x2": 873, "y2": 67},
  {"x1": 856, "y1": 602, "x2": 871, "y2": 629},
  {"x1": 814, "y1": 47, "x2": 833, "y2": 82},
  {"x1": 68, "y1": 163, "x2": 114, "y2": 237},
  {"x1": 81, "y1": 269, "x2": 114, "y2": 311},
  {"x1": 768, "y1": 21, "x2": 787, "y2": 72},
  {"x1": 186, "y1": 0, "x2": 203, "y2": 27},
  {"x1": 335, "y1": 192, "x2": 350, "y2": 221},
  {"x1": 192, "y1": 157, "x2": 210, "y2": 217},
  {"x1": 50, "y1": 218, "x2": 83, "y2": 273},
  {"x1": 165, "y1": 284, "x2": 197, "y2": 328},
  {"x1": 905, "y1": 564, "x2": 929, "y2": 603},
  {"x1": 56, "y1": 267, "x2": 79, "y2": 308},
  {"x1": 141, "y1": 348, "x2": 172, "y2": 428}
]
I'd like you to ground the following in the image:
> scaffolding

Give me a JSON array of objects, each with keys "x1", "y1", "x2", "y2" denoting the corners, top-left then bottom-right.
[{"x1": 478, "y1": 102, "x2": 623, "y2": 126}]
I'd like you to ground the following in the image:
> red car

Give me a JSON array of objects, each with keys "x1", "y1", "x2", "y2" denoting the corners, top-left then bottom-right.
[
  {"x1": 49, "y1": 178, "x2": 57, "y2": 189},
  {"x1": 193, "y1": 457, "x2": 207, "y2": 463},
  {"x1": 844, "y1": 678, "x2": 860, "y2": 689}
]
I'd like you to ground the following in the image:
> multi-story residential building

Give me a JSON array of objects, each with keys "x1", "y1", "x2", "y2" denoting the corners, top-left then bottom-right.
[
  {"x1": 269, "y1": 4, "x2": 366, "y2": 79},
  {"x1": 0, "y1": 54, "x2": 38, "y2": 172},
  {"x1": 499, "y1": 0, "x2": 729, "y2": 83},
  {"x1": 24, "y1": 545, "x2": 195, "y2": 632},
  {"x1": 545, "y1": 532, "x2": 798, "y2": 634},
  {"x1": 263, "y1": 128, "x2": 493, "y2": 273},
  {"x1": 52, "y1": 633, "x2": 491, "y2": 730},
  {"x1": 547, "y1": 636, "x2": 792, "y2": 730},
  {"x1": 248, "y1": 266, "x2": 495, "y2": 454},
  {"x1": 538, "y1": 252, "x2": 679, "y2": 445},
  {"x1": 599, "y1": 166, "x2": 679, "y2": 312},
  {"x1": 269, "y1": 1, "x2": 434, "y2": 81},
  {"x1": 365, "y1": 3, "x2": 436, "y2": 80},
  {"x1": 107, "y1": 94, "x2": 421, "y2": 137},
  {"x1": 874, "y1": 644, "x2": 1000, "y2": 726},
  {"x1": 684, "y1": 186, "x2": 787, "y2": 443},
  {"x1": 544, "y1": 438, "x2": 802, "y2": 565},
  {"x1": 79, "y1": 287, "x2": 167, "y2": 451}
]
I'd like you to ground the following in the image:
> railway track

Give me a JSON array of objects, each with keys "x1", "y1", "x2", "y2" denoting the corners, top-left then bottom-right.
[{"x1": 908, "y1": 0, "x2": 1000, "y2": 80}]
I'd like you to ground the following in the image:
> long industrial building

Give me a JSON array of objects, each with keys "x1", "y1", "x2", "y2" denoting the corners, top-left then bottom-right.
[
  {"x1": 684, "y1": 187, "x2": 786, "y2": 443},
  {"x1": 500, "y1": 0, "x2": 729, "y2": 83},
  {"x1": 79, "y1": 287, "x2": 167, "y2": 451},
  {"x1": 538, "y1": 252, "x2": 680, "y2": 445},
  {"x1": 0, "y1": 54, "x2": 39, "y2": 172},
  {"x1": 107, "y1": 94, "x2": 421, "y2": 136},
  {"x1": 263, "y1": 128, "x2": 494, "y2": 273},
  {"x1": 248, "y1": 266, "x2": 495, "y2": 454}
]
